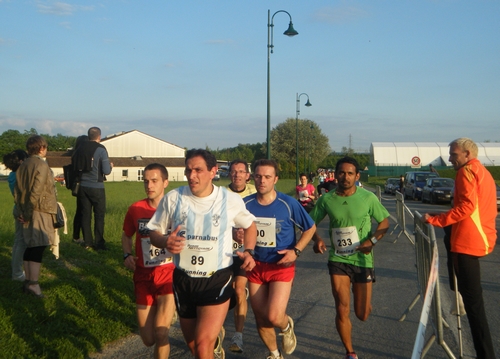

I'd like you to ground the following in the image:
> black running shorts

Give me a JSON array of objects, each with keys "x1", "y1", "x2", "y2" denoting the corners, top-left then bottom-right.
[{"x1": 173, "y1": 266, "x2": 234, "y2": 318}]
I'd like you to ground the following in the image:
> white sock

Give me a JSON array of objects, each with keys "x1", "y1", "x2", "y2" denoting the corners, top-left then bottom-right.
[
  {"x1": 282, "y1": 323, "x2": 290, "y2": 333},
  {"x1": 271, "y1": 349, "x2": 280, "y2": 357}
]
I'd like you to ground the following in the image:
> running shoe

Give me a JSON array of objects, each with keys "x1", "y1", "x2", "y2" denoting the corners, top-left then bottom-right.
[
  {"x1": 265, "y1": 352, "x2": 284, "y2": 359},
  {"x1": 229, "y1": 333, "x2": 243, "y2": 353},
  {"x1": 279, "y1": 316, "x2": 296, "y2": 354},
  {"x1": 345, "y1": 352, "x2": 358, "y2": 359},
  {"x1": 214, "y1": 326, "x2": 225, "y2": 359}
]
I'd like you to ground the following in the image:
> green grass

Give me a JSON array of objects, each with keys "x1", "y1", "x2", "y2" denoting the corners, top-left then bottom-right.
[{"x1": 0, "y1": 178, "x2": 297, "y2": 359}]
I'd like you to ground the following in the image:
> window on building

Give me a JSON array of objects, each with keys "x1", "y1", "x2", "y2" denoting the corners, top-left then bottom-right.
[
  {"x1": 122, "y1": 169, "x2": 128, "y2": 177},
  {"x1": 138, "y1": 169, "x2": 143, "y2": 181}
]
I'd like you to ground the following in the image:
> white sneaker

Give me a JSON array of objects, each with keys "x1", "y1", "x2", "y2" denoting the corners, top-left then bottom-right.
[
  {"x1": 279, "y1": 316, "x2": 296, "y2": 354},
  {"x1": 266, "y1": 352, "x2": 284, "y2": 359},
  {"x1": 12, "y1": 273, "x2": 26, "y2": 282},
  {"x1": 229, "y1": 333, "x2": 243, "y2": 353},
  {"x1": 214, "y1": 326, "x2": 225, "y2": 359}
]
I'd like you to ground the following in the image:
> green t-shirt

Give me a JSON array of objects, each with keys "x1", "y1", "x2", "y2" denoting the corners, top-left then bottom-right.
[{"x1": 309, "y1": 187, "x2": 390, "y2": 268}]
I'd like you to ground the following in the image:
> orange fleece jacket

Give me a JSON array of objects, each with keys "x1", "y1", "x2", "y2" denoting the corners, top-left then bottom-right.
[{"x1": 428, "y1": 158, "x2": 497, "y2": 256}]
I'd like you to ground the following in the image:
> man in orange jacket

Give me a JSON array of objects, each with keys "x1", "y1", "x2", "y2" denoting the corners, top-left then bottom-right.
[{"x1": 424, "y1": 138, "x2": 497, "y2": 359}]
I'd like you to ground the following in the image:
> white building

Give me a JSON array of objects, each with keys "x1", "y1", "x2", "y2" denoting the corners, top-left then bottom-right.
[
  {"x1": 371, "y1": 142, "x2": 500, "y2": 167},
  {"x1": 47, "y1": 130, "x2": 187, "y2": 182}
]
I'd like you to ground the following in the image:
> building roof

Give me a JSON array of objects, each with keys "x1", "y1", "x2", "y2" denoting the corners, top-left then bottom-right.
[{"x1": 46, "y1": 151, "x2": 185, "y2": 169}]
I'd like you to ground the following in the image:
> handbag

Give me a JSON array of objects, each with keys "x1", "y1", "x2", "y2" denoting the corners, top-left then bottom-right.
[{"x1": 54, "y1": 203, "x2": 65, "y2": 228}]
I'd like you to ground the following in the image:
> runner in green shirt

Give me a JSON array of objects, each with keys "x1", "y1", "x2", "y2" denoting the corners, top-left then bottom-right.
[{"x1": 309, "y1": 156, "x2": 389, "y2": 359}]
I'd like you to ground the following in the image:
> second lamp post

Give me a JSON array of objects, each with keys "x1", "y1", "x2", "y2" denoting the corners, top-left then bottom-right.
[{"x1": 296, "y1": 93, "x2": 312, "y2": 185}]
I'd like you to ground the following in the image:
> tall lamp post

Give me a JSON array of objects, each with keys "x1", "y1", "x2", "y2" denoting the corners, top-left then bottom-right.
[
  {"x1": 296, "y1": 93, "x2": 312, "y2": 185},
  {"x1": 267, "y1": 9, "x2": 298, "y2": 159}
]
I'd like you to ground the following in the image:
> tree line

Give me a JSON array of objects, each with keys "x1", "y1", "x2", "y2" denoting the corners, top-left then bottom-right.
[{"x1": 1, "y1": 125, "x2": 369, "y2": 179}]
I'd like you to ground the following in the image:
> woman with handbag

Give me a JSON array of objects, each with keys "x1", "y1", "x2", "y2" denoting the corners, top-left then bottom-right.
[{"x1": 14, "y1": 135, "x2": 58, "y2": 298}]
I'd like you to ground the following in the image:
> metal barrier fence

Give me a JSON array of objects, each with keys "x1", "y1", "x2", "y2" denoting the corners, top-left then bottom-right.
[
  {"x1": 402, "y1": 211, "x2": 456, "y2": 359},
  {"x1": 389, "y1": 191, "x2": 414, "y2": 244}
]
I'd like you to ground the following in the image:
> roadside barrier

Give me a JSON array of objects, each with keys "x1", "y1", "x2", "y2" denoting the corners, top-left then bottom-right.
[
  {"x1": 389, "y1": 191, "x2": 414, "y2": 244},
  {"x1": 375, "y1": 185, "x2": 382, "y2": 202},
  {"x1": 402, "y1": 211, "x2": 456, "y2": 359}
]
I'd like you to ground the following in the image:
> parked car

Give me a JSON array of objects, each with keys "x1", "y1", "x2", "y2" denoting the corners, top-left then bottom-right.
[
  {"x1": 403, "y1": 171, "x2": 439, "y2": 200},
  {"x1": 421, "y1": 178, "x2": 455, "y2": 204},
  {"x1": 384, "y1": 178, "x2": 400, "y2": 194}
]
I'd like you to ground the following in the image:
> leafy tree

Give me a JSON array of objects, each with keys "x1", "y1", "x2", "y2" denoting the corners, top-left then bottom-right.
[
  {"x1": 269, "y1": 118, "x2": 331, "y2": 177},
  {"x1": 0, "y1": 129, "x2": 76, "y2": 158}
]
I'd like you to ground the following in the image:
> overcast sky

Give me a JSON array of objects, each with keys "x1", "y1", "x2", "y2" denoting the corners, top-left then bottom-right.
[{"x1": 1, "y1": 0, "x2": 499, "y2": 152}]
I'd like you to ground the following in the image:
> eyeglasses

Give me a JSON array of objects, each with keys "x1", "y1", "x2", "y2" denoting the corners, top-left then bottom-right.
[{"x1": 230, "y1": 170, "x2": 247, "y2": 176}]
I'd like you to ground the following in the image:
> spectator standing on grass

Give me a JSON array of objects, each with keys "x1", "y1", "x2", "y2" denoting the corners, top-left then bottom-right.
[
  {"x1": 244, "y1": 159, "x2": 316, "y2": 359},
  {"x1": 122, "y1": 163, "x2": 176, "y2": 359},
  {"x1": 3, "y1": 149, "x2": 29, "y2": 281},
  {"x1": 73, "y1": 127, "x2": 113, "y2": 251},
  {"x1": 309, "y1": 156, "x2": 390, "y2": 359},
  {"x1": 429, "y1": 163, "x2": 439, "y2": 176},
  {"x1": 226, "y1": 159, "x2": 257, "y2": 353},
  {"x1": 147, "y1": 149, "x2": 257, "y2": 359},
  {"x1": 14, "y1": 135, "x2": 58, "y2": 298},
  {"x1": 424, "y1": 138, "x2": 497, "y2": 359}
]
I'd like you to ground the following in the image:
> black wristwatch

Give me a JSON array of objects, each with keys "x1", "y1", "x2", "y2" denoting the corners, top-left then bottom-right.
[
  {"x1": 244, "y1": 249, "x2": 255, "y2": 257},
  {"x1": 123, "y1": 253, "x2": 132, "y2": 260},
  {"x1": 293, "y1": 247, "x2": 302, "y2": 257}
]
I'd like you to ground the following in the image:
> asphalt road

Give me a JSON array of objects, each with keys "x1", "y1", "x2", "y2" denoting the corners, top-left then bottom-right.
[{"x1": 88, "y1": 191, "x2": 500, "y2": 359}]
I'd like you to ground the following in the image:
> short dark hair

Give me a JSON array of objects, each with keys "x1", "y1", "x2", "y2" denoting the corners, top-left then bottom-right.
[
  {"x1": 3, "y1": 149, "x2": 28, "y2": 172},
  {"x1": 144, "y1": 163, "x2": 169, "y2": 180},
  {"x1": 335, "y1": 156, "x2": 360, "y2": 174},
  {"x1": 88, "y1": 127, "x2": 101, "y2": 141},
  {"x1": 185, "y1": 149, "x2": 217, "y2": 170},
  {"x1": 252, "y1": 159, "x2": 279, "y2": 177},
  {"x1": 299, "y1": 172, "x2": 308, "y2": 178},
  {"x1": 229, "y1": 159, "x2": 249, "y2": 172},
  {"x1": 26, "y1": 135, "x2": 48, "y2": 156}
]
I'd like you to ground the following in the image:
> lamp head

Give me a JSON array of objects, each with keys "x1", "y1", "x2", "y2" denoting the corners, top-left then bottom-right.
[
  {"x1": 305, "y1": 99, "x2": 312, "y2": 107},
  {"x1": 284, "y1": 22, "x2": 298, "y2": 37}
]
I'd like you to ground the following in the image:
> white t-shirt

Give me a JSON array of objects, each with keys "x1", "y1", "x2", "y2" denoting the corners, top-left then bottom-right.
[{"x1": 147, "y1": 185, "x2": 255, "y2": 277}]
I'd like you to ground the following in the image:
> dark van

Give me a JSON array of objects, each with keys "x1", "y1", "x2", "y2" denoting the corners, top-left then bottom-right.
[{"x1": 403, "y1": 171, "x2": 439, "y2": 200}]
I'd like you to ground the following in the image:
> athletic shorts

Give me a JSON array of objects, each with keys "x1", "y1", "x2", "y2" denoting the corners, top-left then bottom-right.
[
  {"x1": 328, "y1": 261, "x2": 375, "y2": 283},
  {"x1": 134, "y1": 264, "x2": 174, "y2": 306},
  {"x1": 232, "y1": 255, "x2": 247, "y2": 277},
  {"x1": 173, "y1": 266, "x2": 234, "y2": 319},
  {"x1": 247, "y1": 260, "x2": 295, "y2": 285}
]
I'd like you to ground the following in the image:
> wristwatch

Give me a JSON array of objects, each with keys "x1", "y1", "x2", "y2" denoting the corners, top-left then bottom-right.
[
  {"x1": 370, "y1": 237, "x2": 378, "y2": 245},
  {"x1": 244, "y1": 249, "x2": 255, "y2": 257},
  {"x1": 123, "y1": 253, "x2": 132, "y2": 260},
  {"x1": 294, "y1": 247, "x2": 302, "y2": 257}
]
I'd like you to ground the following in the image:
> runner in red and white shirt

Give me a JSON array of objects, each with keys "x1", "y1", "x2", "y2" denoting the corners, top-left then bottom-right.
[{"x1": 122, "y1": 163, "x2": 175, "y2": 359}]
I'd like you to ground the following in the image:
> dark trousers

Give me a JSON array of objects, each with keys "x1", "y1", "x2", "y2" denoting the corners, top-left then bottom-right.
[
  {"x1": 73, "y1": 195, "x2": 83, "y2": 240},
  {"x1": 454, "y1": 252, "x2": 496, "y2": 359},
  {"x1": 79, "y1": 186, "x2": 106, "y2": 248}
]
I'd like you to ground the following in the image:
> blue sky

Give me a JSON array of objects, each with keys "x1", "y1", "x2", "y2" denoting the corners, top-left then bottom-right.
[{"x1": 1, "y1": 0, "x2": 499, "y2": 152}]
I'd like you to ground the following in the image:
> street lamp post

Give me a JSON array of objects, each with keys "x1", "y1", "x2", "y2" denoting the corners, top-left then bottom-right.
[
  {"x1": 267, "y1": 9, "x2": 298, "y2": 159},
  {"x1": 295, "y1": 93, "x2": 312, "y2": 185},
  {"x1": 304, "y1": 124, "x2": 314, "y2": 174}
]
